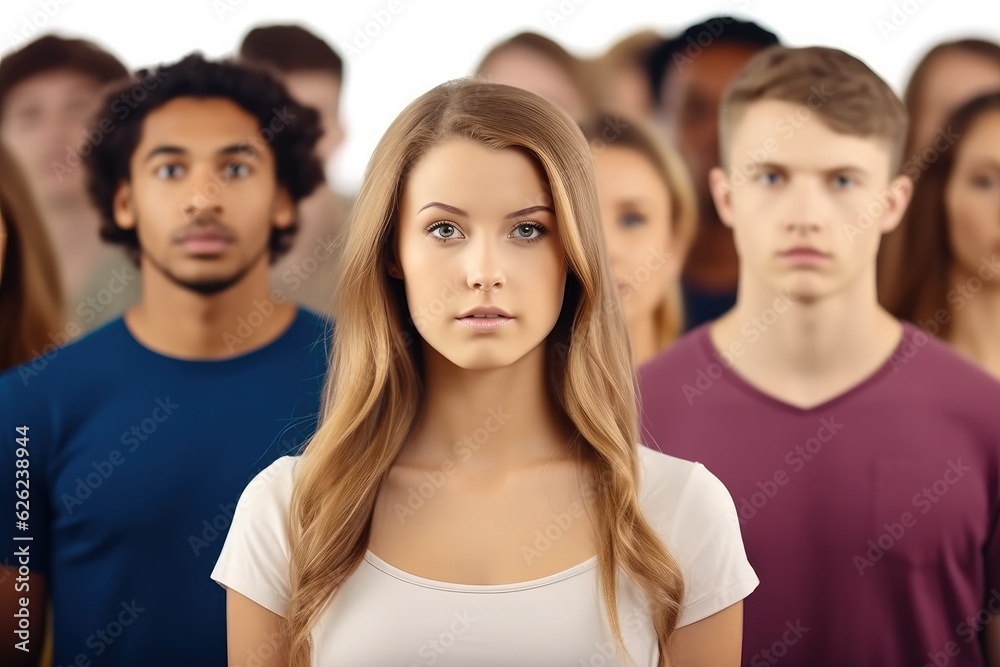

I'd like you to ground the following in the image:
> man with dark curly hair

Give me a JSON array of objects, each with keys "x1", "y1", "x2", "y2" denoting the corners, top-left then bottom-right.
[{"x1": 0, "y1": 53, "x2": 331, "y2": 666}]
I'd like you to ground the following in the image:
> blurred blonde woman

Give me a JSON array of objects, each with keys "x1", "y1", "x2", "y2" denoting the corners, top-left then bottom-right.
[
  {"x1": 212, "y1": 80, "x2": 757, "y2": 667},
  {"x1": 581, "y1": 112, "x2": 697, "y2": 366}
]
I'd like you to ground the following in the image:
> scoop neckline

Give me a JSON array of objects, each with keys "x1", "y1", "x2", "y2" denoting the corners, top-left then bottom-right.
[{"x1": 363, "y1": 550, "x2": 599, "y2": 593}]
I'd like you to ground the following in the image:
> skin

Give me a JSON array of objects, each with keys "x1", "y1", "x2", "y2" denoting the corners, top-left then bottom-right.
[
  {"x1": 280, "y1": 70, "x2": 344, "y2": 165},
  {"x1": 113, "y1": 96, "x2": 298, "y2": 357},
  {"x1": 0, "y1": 69, "x2": 115, "y2": 302},
  {"x1": 1, "y1": 95, "x2": 302, "y2": 666},
  {"x1": 479, "y1": 47, "x2": 589, "y2": 120},
  {"x1": 592, "y1": 145, "x2": 681, "y2": 366},
  {"x1": 660, "y1": 43, "x2": 764, "y2": 293},
  {"x1": 944, "y1": 111, "x2": 1000, "y2": 380},
  {"x1": 229, "y1": 137, "x2": 744, "y2": 666},
  {"x1": 269, "y1": 70, "x2": 346, "y2": 304},
  {"x1": 911, "y1": 50, "x2": 1000, "y2": 157},
  {"x1": 708, "y1": 98, "x2": 913, "y2": 406}
]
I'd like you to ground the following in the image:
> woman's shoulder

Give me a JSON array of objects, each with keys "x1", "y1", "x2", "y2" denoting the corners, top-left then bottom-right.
[
  {"x1": 236, "y1": 455, "x2": 301, "y2": 512},
  {"x1": 634, "y1": 444, "x2": 741, "y2": 546}
]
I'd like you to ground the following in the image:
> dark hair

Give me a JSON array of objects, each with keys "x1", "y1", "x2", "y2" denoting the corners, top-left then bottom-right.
[
  {"x1": 0, "y1": 143, "x2": 63, "y2": 372},
  {"x1": 239, "y1": 24, "x2": 344, "y2": 81},
  {"x1": 646, "y1": 16, "x2": 780, "y2": 106},
  {"x1": 0, "y1": 34, "x2": 128, "y2": 122},
  {"x1": 880, "y1": 91, "x2": 1000, "y2": 337},
  {"x1": 84, "y1": 52, "x2": 325, "y2": 265}
]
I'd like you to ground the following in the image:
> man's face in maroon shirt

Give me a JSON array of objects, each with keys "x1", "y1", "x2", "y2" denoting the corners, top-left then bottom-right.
[{"x1": 708, "y1": 99, "x2": 913, "y2": 303}]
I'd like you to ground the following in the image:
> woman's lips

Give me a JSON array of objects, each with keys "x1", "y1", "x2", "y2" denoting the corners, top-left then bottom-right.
[{"x1": 456, "y1": 316, "x2": 513, "y2": 331}]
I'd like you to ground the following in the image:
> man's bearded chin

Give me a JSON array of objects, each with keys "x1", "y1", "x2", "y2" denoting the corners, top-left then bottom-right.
[{"x1": 138, "y1": 243, "x2": 270, "y2": 296}]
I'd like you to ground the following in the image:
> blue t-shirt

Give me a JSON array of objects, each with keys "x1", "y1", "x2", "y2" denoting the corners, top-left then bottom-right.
[{"x1": 0, "y1": 307, "x2": 330, "y2": 666}]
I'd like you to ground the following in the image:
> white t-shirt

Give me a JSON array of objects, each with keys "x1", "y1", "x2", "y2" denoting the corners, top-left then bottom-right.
[{"x1": 211, "y1": 445, "x2": 758, "y2": 666}]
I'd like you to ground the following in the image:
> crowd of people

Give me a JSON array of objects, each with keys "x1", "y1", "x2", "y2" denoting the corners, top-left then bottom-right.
[{"x1": 1, "y1": 14, "x2": 999, "y2": 667}]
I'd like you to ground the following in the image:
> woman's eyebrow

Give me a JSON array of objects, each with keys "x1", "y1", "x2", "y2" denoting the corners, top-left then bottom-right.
[{"x1": 504, "y1": 205, "x2": 555, "y2": 219}]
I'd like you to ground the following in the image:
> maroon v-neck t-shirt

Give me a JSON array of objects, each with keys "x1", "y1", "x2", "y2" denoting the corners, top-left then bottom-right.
[{"x1": 638, "y1": 322, "x2": 1000, "y2": 666}]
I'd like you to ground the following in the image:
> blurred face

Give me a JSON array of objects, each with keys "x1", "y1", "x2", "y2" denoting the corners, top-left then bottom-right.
[
  {"x1": 592, "y1": 145, "x2": 680, "y2": 325},
  {"x1": 479, "y1": 48, "x2": 588, "y2": 120},
  {"x1": 281, "y1": 70, "x2": 344, "y2": 166},
  {"x1": 608, "y1": 64, "x2": 653, "y2": 119},
  {"x1": 913, "y1": 51, "x2": 1000, "y2": 154},
  {"x1": 661, "y1": 43, "x2": 762, "y2": 226},
  {"x1": 710, "y1": 100, "x2": 911, "y2": 302},
  {"x1": 945, "y1": 111, "x2": 1000, "y2": 282},
  {"x1": 392, "y1": 137, "x2": 567, "y2": 371},
  {"x1": 0, "y1": 69, "x2": 103, "y2": 205},
  {"x1": 114, "y1": 97, "x2": 293, "y2": 295}
]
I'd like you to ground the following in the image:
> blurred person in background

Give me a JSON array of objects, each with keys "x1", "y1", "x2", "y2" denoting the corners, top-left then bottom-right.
[
  {"x1": 0, "y1": 143, "x2": 62, "y2": 374},
  {"x1": 640, "y1": 45, "x2": 1000, "y2": 665},
  {"x1": 646, "y1": 17, "x2": 780, "y2": 330},
  {"x1": 594, "y1": 29, "x2": 662, "y2": 121},
  {"x1": 883, "y1": 92, "x2": 1000, "y2": 381},
  {"x1": 580, "y1": 111, "x2": 696, "y2": 366},
  {"x1": 475, "y1": 31, "x2": 602, "y2": 120},
  {"x1": 239, "y1": 24, "x2": 350, "y2": 316},
  {"x1": 0, "y1": 53, "x2": 330, "y2": 666},
  {"x1": 0, "y1": 34, "x2": 138, "y2": 331},
  {"x1": 879, "y1": 37, "x2": 1000, "y2": 295}
]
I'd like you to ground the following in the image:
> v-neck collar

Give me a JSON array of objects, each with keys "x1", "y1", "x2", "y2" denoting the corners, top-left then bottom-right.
[{"x1": 692, "y1": 321, "x2": 909, "y2": 415}]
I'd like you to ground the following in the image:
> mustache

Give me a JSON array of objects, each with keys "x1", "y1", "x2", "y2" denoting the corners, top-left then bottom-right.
[{"x1": 173, "y1": 212, "x2": 237, "y2": 242}]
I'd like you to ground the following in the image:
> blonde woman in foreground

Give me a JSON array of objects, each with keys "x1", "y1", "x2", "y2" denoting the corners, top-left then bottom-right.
[{"x1": 211, "y1": 79, "x2": 758, "y2": 667}]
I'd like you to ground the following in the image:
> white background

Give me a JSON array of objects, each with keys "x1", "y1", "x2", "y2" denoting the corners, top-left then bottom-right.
[{"x1": 3, "y1": 0, "x2": 998, "y2": 192}]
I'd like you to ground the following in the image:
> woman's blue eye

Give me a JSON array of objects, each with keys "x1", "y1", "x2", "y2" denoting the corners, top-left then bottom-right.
[
  {"x1": 155, "y1": 164, "x2": 185, "y2": 179},
  {"x1": 760, "y1": 171, "x2": 782, "y2": 185},
  {"x1": 833, "y1": 175, "x2": 853, "y2": 188},
  {"x1": 621, "y1": 212, "x2": 646, "y2": 227},
  {"x1": 511, "y1": 223, "x2": 549, "y2": 243},
  {"x1": 428, "y1": 223, "x2": 461, "y2": 241},
  {"x1": 515, "y1": 224, "x2": 539, "y2": 239}
]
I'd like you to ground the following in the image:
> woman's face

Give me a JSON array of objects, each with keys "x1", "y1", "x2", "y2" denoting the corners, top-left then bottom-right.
[
  {"x1": 592, "y1": 145, "x2": 680, "y2": 326},
  {"x1": 945, "y1": 110, "x2": 1000, "y2": 284},
  {"x1": 913, "y1": 50, "x2": 1000, "y2": 154},
  {"x1": 393, "y1": 137, "x2": 568, "y2": 371},
  {"x1": 945, "y1": 110, "x2": 1000, "y2": 289},
  {"x1": 479, "y1": 48, "x2": 588, "y2": 120}
]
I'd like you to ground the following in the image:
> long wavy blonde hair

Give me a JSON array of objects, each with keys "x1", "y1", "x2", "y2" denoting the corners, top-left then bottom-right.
[{"x1": 286, "y1": 79, "x2": 684, "y2": 666}]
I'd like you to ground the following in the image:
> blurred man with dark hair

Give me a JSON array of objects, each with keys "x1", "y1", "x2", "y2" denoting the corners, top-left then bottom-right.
[
  {"x1": 647, "y1": 17, "x2": 780, "y2": 330},
  {"x1": 0, "y1": 34, "x2": 139, "y2": 330},
  {"x1": 0, "y1": 53, "x2": 329, "y2": 666},
  {"x1": 239, "y1": 24, "x2": 348, "y2": 316}
]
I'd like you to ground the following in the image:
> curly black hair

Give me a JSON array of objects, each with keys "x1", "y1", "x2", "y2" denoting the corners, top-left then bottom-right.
[
  {"x1": 83, "y1": 52, "x2": 325, "y2": 265},
  {"x1": 645, "y1": 17, "x2": 780, "y2": 108}
]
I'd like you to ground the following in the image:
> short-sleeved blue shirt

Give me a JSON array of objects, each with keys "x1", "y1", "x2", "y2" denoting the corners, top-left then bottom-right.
[{"x1": 0, "y1": 307, "x2": 330, "y2": 666}]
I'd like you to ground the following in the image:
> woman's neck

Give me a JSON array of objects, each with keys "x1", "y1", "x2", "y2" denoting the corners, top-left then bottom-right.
[{"x1": 401, "y1": 343, "x2": 577, "y2": 473}]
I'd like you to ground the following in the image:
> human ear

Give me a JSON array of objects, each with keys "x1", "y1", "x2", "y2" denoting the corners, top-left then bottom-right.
[
  {"x1": 709, "y1": 167, "x2": 735, "y2": 229},
  {"x1": 271, "y1": 187, "x2": 295, "y2": 230},
  {"x1": 879, "y1": 175, "x2": 914, "y2": 236},
  {"x1": 113, "y1": 181, "x2": 137, "y2": 231}
]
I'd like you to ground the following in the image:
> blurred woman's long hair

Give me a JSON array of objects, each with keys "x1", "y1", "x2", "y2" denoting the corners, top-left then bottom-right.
[
  {"x1": 285, "y1": 80, "x2": 685, "y2": 667},
  {"x1": 580, "y1": 111, "x2": 697, "y2": 353},
  {"x1": 881, "y1": 92, "x2": 1000, "y2": 338},
  {"x1": 0, "y1": 143, "x2": 63, "y2": 372}
]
